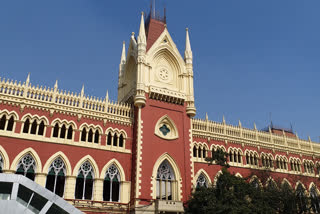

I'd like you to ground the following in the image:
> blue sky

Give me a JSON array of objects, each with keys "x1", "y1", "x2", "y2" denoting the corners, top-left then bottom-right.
[{"x1": 0, "y1": 1, "x2": 319, "y2": 141}]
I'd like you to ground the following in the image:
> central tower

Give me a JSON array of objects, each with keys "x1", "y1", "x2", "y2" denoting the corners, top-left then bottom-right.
[{"x1": 118, "y1": 7, "x2": 196, "y2": 213}]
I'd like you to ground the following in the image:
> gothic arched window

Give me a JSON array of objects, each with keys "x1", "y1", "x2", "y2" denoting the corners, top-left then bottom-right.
[
  {"x1": 193, "y1": 146, "x2": 197, "y2": 158},
  {"x1": 156, "y1": 160, "x2": 176, "y2": 201},
  {"x1": 113, "y1": 134, "x2": 118, "y2": 146},
  {"x1": 53, "y1": 123, "x2": 59, "y2": 137},
  {"x1": 310, "y1": 185, "x2": 320, "y2": 213},
  {"x1": 16, "y1": 154, "x2": 36, "y2": 181},
  {"x1": 30, "y1": 120, "x2": 37, "y2": 134},
  {"x1": 23, "y1": 119, "x2": 30, "y2": 133},
  {"x1": 119, "y1": 134, "x2": 124, "y2": 147},
  {"x1": 6, "y1": 116, "x2": 14, "y2": 131},
  {"x1": 296, "y1": 183, "x2": 307, "y2": 213},
  {"x1": 38, "y1": 121, "x2": 45, "y2": 135},
  {"x1": 94, "y1": 130, "x2": 99, "y2": 144},
  {"x1": 196, "y1": 173, "x2": 208, "y2": 189},
  {"x1": 60, "y1": 125, "x2": 66, "y2": 139},
  {"x1": 75, "y1": 161, "x2": 94, "y2": 200},
  {"x1": 45, "y1": 158, "x2": 66, "y2": 197},
  {"x1": 103, "y1": 164, "x2": 120, "y2": 202},
  {"x1": 107, "y1": 132, "x2": 112, "y2": 145},
  {"x1": 81, "y1": 128, "x2": 87, "y2": 142},
  {"x1": 67, "y1": 126, "x2": 73, "y2": 140},
  {"x1": 0, "y1": 115, "x2": 6, "y2": 130},
  {"x1": 88, "y1": 129, "x2": 93, "y2": 143}
]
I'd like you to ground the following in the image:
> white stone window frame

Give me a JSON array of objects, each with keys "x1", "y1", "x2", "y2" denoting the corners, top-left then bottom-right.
[
  {"x1": 260, "y1": 153, "x2": 274, "y2": 169},
  {"x1": 16, "y1": 154, "x2": 36, "y2": 177},
  {"x1": 21, "y1": 114, "x2": 48, "y2": 136},
  {"x1": 46, "y1": 157, "x2": 67, "y2": 197},
  {"x1": 192, "y1": 142, "x2": 209, "y2": 162},
  {"x1": 228, "y1": 147, "x2": 243, "y2": 166},
  {"x1": 275, "y1": 155, "x2": 288, "y2": 172},
  {"x1": 0, "y1": 110, "x2": 18, "y2": 132},
  {"x1": 154, "y1": 115, "x2": 179, "y2": 140},
  {"x1": 105, "y1": 128, "x2": 127, "y2": 149},
  {"x1": 51, "y1": 120, "x2": 76, "y2": 141},
  {"x1": 245, "y1": 150, "x2": 259, "y2": 168},
  {"x1": 75, "y1": 161, "x2": 95, "y2": 200},
  {"x1": 289, "y1": 157, "x2": 302, "y2": 174},
  {"x1": 302, "y1": 159, "x2": 315, "y2": 175},
  {"x1": 104, "y1": 164, "x2": 121, "y2": 202},
  {"x1": 79, "y1": 124, "x2": 102, "y2": 144}
]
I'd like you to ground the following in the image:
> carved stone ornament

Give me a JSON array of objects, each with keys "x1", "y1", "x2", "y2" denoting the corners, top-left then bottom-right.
[{"x1": 154, "y1": 115, "x2": 178, "y2": 140}]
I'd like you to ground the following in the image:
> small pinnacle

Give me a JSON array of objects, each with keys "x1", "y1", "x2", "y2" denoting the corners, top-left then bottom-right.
[
  {"x1": 132, "y1": 32, "x2": 135, "y2": 36},
  {"x1": 141, "y1": 11, "x2": 144, "y2": 15},
  {"x1": 123, "y1": 41, "x2": 125, "y2": 44},
  {"x1": 186, "y1": 27, "x2": 189, "y2": 31}
]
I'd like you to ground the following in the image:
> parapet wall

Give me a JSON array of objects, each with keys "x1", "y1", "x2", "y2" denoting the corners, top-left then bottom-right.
[
  {"x1": 192, "y1": 117, "x2": 320, "y2": 156},
  {"x1": 0, "y1": 76, "x2": 133, "y2": 125}
]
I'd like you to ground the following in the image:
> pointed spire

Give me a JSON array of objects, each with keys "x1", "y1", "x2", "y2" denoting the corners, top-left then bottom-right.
[
  {"x1": 138, "y1": 12, "x2": 146, "y2": 45},
  {"x1": 120, "y1": 41, "x2": 126, "y2": 64},
  {"x1": 205, "y1": 112, "x2": 208, "y2": 121},
  {"x1": 26, "y1": 73, "x2": 30, "y2": 85},
  {"x1": 254, "y1": 122, "x2": 257, "y2": 130},
  {"x1": 81, "y1": 84, "x2": 84, "y2": 97},
  {"x1": 106, "y1": 90, "x2": 109, "y2": 101},
  {"x1": 54, "y1": 80, "x2": 58, "y2": 89},
  {"x1": 222, "y1": 115, "x2": 226, "y2": 124},
  {"x1": 238, "y1": 120, "x2": 242, "y2": 127},
  {"x1": 184, "y1": 28, "x2": 193, "y2": 64}
]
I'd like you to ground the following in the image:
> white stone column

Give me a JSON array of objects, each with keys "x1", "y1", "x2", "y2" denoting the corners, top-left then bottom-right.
[{"x1": 64, "y1": 176, "x2": 76, "y2": 199}]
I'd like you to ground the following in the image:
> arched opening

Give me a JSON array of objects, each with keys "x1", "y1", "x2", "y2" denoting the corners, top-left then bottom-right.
[
  {"x1": 75, "y1": 161, "x2": 94, "y2": 200},
  {"x1": 38, "y1": 121, "x2": 45, "y2": 135},
  {"x1": 196, "y1": 173, "x2": 208, "y2": 189},
  {"x1": 53, "y1": 123, "x2": 59, "y2": 137},
  {"x1": 296, "y1": 183, "x2": 307, "y2": 212},
  {"x1": 103, "y1": 164, "x2": 120, "y2": 202},
  {"x1": 310, "y1": 185, "x2": 320, "y2": 213},
  {"x1": 107, "y1": 132, "x2": 112, "y2": 145},
  {"x1": 81, "y1": 128, "x2": 87, "y2": 142},
  {"x1": 156, "y1": 160, "x2": 176, "y2": 201},
  {"x1": 94, "y1": 130, "x2": 99, "y2": 144},
  {"x1": 88, "y1": 129, "x2": 93, "y2": 143},
  {"x1": 7, "y1": 116, "x2": 14, "y2": 131},
  {"x1": 45, "y1": 158, "x2": 66, "y2": 197},
  {"x1": 119, "y1": 134, "x2": 124, "y2": 147},
  {"x1": 60, "y1": 125, "x2": 66, "y2": 139},
  {"x1": 23, "y1": 119, "x2": 30, "y2": 133},
  {"x1": 198, "y1": 147, "x2": 202, "y2": 159},
  {"x1": 113, "y1": 134, "x2": 118, "y2": 146},
  {"x1": 16, "y1": 154, "x2": 36, "y2": 181},
  {"x1": 193, "y1": 146, "x2": 197, "y2": 158},
  {"x1": 67, "y1": 126, "x2": 73, "y2": 140},
  {"x1": 0, "y1": 115, "x2": 6, "y2": 130},
  {"x1": 30, "y1": 120, "x2": 37, "y2": 134}
]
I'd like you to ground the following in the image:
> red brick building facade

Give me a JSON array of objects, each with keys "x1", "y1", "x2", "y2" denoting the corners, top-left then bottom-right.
[{"x1": 0, "y1": 10, "x2": 319, "y2": 214}]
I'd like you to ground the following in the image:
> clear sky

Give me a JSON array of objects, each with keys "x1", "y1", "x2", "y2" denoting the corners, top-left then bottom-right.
[{"x1": 0, "y1": 1, "x2": 319, "y2": 141}]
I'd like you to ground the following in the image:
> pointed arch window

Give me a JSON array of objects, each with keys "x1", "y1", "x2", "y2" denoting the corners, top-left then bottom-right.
[
  {"x1": 60, "y1": 125, "x2": 66, "y2": 139},
  {"x1": 81, "y1": 128, "x2": 87, "y2": 142},
  {"x1": 119, "y1": 134, "x2": 124, "y2": 147},
  {"x1": 193, "y1": 146, "x2": 197, "y2": 158},
  {"x1": 156, "y1": 160, "x2": 176, "y2": 201},
  {"x1": 30, "y1": 120, "x2": 37, "y2": 134},
  {"x1": 67, "y1": 126, "x2": 73, "y2": 140},
  {"x1": 53, "y1": 123, "x2": 59, "y2": 137},
  {"x1": 88, "y1": 129, "x2": 93, "y2": 143},
  {"x1": 16, "y1": 154, "x2": 36, "y2": 181},
  {"x1": 107, "y1": 132, "x2": 112, "y2": 145},
  {"x1": 75, "y1": 161, "x2": 94, "y2": 200},
  {"x1": 94, "y1": 130, "x2": 99, "y2": 144},
  {"x1": 310, "y1": 185, "x2": 320, "y2": 213},
  {"x1": 296, "y1": 183, "x2": 307, "y2": 212},
  {"x1": 6, "y1": 116, "x2": 14, "y2": 131},
  {"x1": 103, "y1": 164, "x2": 121, "y2": 202},
  {"x1": 0, "y1": 115, "x2": 6, "y2": 130},
  {"x1": 113, "y1": 134, "x2": 118, "y2": 146},
  {"x1": 38, "y1": 121, "x2": 45, "y2": 135},
  {"x1": 196, "y1": 173, "x2": 208, "y2": 189},
  {"x1": 23, "y1": 119, "x2": 30, "y2": 133},
  {"x1": 45, "y1": 158, "x2": 66, "y2": 197}
]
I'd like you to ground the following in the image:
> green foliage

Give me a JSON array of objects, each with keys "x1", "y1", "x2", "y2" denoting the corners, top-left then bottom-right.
[{"x1": 185, "y1": 148, "x2": 318, "y2": 214}]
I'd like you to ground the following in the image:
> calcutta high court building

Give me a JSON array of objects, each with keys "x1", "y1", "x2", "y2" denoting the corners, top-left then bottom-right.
[{"x1": 0, "y1": 5, "x2": 319, "y2": 214}]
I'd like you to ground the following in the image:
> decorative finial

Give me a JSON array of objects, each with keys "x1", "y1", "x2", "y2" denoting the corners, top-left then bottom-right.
[
  {"x1": 26, "y1": 73, "x2": 30, "y2": 85},
  {"x1": 222, "y1": 115, "x2": 226, "y2": 124},
  {"x1": 138, "y1": 12, "x2": 146, "y2": 45},
  {"x1": 54, "y1": 80, "x2": 58, "y2": 89},
  {"x1": 120, "y1": 41, "x2": 126, "y2": 64},
  {"x1": 238, "y1": 120, "x2": 242, "y2": 127},
  {"x1": 254, "y1": 123, "x2": 257, "y2": 130},
  {"x1": 205, "y1": 112, "x2": 208, "y2": 121},
  {"x1": 106, "y1": 90, "x2": 109, "y2": 101},
  {"x1": 81, "y1": 84, "x2": 84, "y2": 96},
  {"x1": 184, "y1": 27, "x2": 193, "y2": 63}
]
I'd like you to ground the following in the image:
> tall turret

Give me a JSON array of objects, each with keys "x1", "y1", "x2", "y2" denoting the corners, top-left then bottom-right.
[{"x1": 134, "y1": 12, "x2": 147, "y2": 107}]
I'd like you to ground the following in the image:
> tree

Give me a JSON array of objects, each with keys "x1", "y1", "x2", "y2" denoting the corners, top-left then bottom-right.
[{"x1": 185, "y1": 149, "x2": 319, "y2": 214}]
